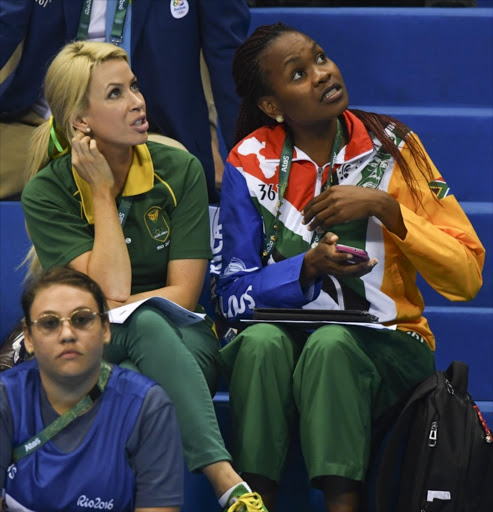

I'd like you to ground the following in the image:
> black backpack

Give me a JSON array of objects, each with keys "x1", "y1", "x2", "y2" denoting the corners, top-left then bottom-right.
[{"x1": 367, "y1": 361, "x2": 493, "y2": 512}]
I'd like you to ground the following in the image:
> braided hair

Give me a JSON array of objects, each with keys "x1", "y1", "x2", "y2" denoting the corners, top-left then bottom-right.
[{"x1": 232, "y1": 23, "x2": 435, "y2": 208}]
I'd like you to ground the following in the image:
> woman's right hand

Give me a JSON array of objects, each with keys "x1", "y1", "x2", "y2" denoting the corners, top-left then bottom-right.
[
  {"x1": 300, "y1": 232, "x2": 377, "y2": 288},
  {"x1": 71, "y1": 130, "x2": 115, "y2": 193},
  {"x1": 69, "y1": 130, "x2": 132, "y2": 302}
]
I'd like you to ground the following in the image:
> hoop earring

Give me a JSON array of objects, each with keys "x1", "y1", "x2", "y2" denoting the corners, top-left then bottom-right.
[{"x1": 275, "y1": 115, "x2": 284, "y2": 123}]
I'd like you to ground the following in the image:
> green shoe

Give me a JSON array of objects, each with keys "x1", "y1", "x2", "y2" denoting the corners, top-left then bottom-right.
[{"x1": 224, "y1": 483, "x2": 269, "y2": 512}]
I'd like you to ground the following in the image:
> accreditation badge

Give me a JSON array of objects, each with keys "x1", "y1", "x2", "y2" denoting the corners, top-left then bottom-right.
[{"x1": 170, "y1": 0, "x2": 189, "y2": 19}]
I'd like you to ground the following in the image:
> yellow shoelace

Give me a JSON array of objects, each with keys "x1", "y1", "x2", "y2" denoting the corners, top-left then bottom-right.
[{"x1": 227, "y1": 492, "x2": 265, "y2": 511}]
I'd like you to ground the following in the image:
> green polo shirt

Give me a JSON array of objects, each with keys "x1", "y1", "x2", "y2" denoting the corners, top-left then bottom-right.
[{"x1": 22, "y1": 142, "x2": 212, "y2": 294}]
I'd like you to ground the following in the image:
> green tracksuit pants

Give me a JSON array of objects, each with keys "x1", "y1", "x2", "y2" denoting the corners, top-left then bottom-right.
[
  {"x1": 219, "y1": 323, "x2": 435, "y2": 485},
  {"x1": 103, "y1": 305, "x2": 231, "y2": 472}
]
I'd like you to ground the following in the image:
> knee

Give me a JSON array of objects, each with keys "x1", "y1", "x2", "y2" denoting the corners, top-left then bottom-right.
[
  {"x1": 296, "y1": 327, "x2": 376, "y2": 395},
  {"x1": 129, "y1": 307, "x2": 182, "y2": 341},
  {"x1": 304, "y1": 325, "x2": 361, "y2": 364},
  {"x1": 236, "y1": 324, "x2": 292, "y2": 361}
]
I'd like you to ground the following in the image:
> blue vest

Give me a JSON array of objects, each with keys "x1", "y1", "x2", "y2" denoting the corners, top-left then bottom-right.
[{"x1": 2, "y1": 359, "x2": 154, "y2": 512}]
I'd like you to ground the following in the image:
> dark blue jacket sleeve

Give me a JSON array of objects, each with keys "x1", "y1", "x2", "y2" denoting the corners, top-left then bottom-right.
[
  {"x1": 0, "y1": 0, "x2": 32, "y2": 95},
  {"x1": 0, "y1": 0, "x2": 33, "y2": 68},
  {"x1": 0, "y1": 0, "x2": 82, "y2": 113},
  {"x1": 214, "y1": 162, "x2": 321, "y2": 321},
  {"x1": 198, "y1": 0, "x2": 250, "y2": 151},
  {"x1": 130, "y1": 0, "x2": 249, "y2": 202}
]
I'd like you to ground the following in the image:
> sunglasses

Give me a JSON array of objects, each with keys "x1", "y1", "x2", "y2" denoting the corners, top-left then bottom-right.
[{"x1": 28, "y1": 308, "x2": 105, "y2": 335}]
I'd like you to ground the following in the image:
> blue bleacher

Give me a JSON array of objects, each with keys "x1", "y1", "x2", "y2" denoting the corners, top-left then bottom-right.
[{"x1": 1, "y1": 6, "x2": 491, "y2": 511}]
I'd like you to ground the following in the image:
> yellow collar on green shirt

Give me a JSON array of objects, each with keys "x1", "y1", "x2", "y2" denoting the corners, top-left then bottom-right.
[{"x1": 72, "y1": 144, "x2": 154, "y2": 224}]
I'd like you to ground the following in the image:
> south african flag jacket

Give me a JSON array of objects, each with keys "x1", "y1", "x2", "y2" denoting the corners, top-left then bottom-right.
[{"x1": 213, "y1": 110, "x2": 485, "y2": 349}]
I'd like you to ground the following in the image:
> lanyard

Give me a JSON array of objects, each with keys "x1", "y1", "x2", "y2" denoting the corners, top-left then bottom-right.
[
  {"x1": 262, "y1": 120, "x2": 344, "y2": 265},
  {"x1": 76, "y1": 0, "x2": 130, "y2": 45},
  {"x1": 13, "y1": 361, "x2": 112, "y2": 463},
  {"x1": 47, "y1": 116, "x2": 69, "y2": 160},
  {"x1": 118, "y1": 196, "x2": 133, "y2": 228}
]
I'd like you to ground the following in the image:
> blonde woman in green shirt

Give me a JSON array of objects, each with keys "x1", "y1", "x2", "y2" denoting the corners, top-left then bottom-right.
[{"x1": 21, "y1": 40, "x2": 267, "y2": 512}]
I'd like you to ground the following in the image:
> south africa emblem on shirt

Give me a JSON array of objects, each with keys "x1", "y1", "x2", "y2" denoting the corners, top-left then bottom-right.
[
  {"x1": 429, "y1": 177, "x2": 450, "y2": 199},
  {"x1": 145, "y1": 206, "x2": 170, "y2": 242}
]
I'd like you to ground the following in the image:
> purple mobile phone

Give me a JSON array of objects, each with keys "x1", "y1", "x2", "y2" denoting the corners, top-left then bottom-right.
[{"x1": 335, "y1": 244, "x2": 369, "y2": 264}]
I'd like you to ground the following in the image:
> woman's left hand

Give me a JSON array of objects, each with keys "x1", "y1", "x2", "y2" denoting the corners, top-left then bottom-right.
[
  {"x1": 302, "y1": 185, "x2": 407, "y2": 239},
  {"x1": 302, "y1": 185, "x2": 377, "y2": 231}
]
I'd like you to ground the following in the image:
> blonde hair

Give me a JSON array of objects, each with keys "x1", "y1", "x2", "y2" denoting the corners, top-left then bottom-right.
[{"x1": 24, "y1": 41, "x2": 129, "y2": 277}]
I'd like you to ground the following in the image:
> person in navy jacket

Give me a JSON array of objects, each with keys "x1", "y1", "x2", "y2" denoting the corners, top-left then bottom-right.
[{"x1": 0, "y1": 0, "x2": 249, "y2": 202}]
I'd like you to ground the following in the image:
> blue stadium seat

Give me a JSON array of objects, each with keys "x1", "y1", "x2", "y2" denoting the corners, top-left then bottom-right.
[{"x1": 0, "y1": 202, "x2": 29, "y2": 342}]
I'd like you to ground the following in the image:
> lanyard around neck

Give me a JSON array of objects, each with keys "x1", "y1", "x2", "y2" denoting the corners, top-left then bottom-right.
[
  {"x1": 77, "y1": 0, "x2": 130, "y2": 45},
  {"x1": 262, "y1": 120, "x2": 344, "y2": 265},
  {"x1": 12, "y1": 361, "x2": 112, "y2": 463},
  {"x1": 118, "y1": 196, "x2": 133, "y2": 228}
]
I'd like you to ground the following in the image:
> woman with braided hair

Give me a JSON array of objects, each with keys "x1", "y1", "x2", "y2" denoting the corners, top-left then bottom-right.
[{"x1": 213, "y1": 23, "x2": 485, "y2": 511}]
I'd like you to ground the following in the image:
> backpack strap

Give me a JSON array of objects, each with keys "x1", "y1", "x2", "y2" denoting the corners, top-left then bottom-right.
[{"x1": 445, "y1": 360, "x2": 469, "y2": 396}]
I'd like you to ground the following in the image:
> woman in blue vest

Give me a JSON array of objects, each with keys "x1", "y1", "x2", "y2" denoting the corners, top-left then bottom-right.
[{"x1": 0, "y1": 266, "x2": 183, "y2": 511}]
